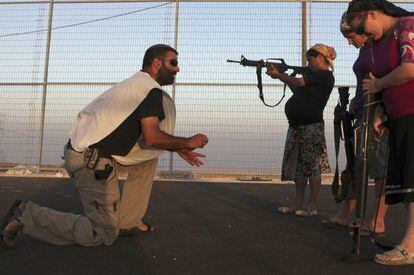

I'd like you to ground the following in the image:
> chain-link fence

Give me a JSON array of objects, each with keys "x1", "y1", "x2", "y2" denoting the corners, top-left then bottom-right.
[{"x1": 1, "y1": 0, "x2": 412, "y2": 177}]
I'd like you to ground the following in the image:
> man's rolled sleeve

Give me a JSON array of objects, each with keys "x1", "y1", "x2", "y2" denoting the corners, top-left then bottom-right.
[{"x1": 138, "y1": 88, "x2": 166, "y2": 121}]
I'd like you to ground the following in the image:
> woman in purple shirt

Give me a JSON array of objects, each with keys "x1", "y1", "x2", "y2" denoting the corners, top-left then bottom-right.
[
  {"x1": 324, "y1": 13, "x2": 389, "y2": 237},
  {"x1": 347, "y1": 0, "x2": 414, "y2": 266}
]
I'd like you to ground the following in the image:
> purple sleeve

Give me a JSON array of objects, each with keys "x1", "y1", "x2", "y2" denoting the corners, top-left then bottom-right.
[{"x1": 396, "y1": 17, "x2": 414, "y2": 63}]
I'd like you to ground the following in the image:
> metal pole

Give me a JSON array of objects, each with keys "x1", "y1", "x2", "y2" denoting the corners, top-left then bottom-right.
[
  {"x1": 37, "y1": 0, "x2": 54, "y2": 173},
  {"x1": 172, "y1": 0, "x2": 179, "y2": 101},
  {"x1": 169, "y1": 0, "x2": 180, "y2": 176},
  {"x1": 301, "y1": 0, "x2": 307, "y2": 67},
  {"x1": 0, "y1": 82, "x2": 294, "y2": 88}
]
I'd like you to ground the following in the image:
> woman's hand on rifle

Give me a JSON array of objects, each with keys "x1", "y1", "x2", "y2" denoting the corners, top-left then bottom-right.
[
  {"x1": 363, "y1": 72, "x2": 382, "y2": 94},
  {"x1": 266, "y1": 65, "x2": 281, "y2": 79},
  {"x1": 267, "y1": 65, "x2": 305, "y2": 88},
  {"x1": 373, "y1": 105, "x2": 387, "y2": 141}
]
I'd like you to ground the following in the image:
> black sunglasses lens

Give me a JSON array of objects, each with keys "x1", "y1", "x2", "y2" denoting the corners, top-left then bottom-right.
[
  {"x1": 356, "y1": 26, "x2": 365, "y2": 35},
  {"x1": 355, "y1": 13, "x2": 367, "y2": 35},
  {"x1": 170, "y1": 60, "x2": 178, "y2": 66}
]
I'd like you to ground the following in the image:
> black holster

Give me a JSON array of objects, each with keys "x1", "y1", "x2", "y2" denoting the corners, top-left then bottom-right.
[
  {"x1": 94, "y1": 164, "x2": 114, "y2": 180},
  {"x1": 83, "y1": 147, "x2": 114, "y2": 180}
]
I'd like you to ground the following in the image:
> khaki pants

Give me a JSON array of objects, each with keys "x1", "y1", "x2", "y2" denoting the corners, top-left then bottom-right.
[{"x1": 20, "y1": 147, "x2": 158, "y2": 246}]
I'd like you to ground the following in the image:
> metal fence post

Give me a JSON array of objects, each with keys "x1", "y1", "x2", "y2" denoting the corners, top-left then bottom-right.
[
  {"x1": 37, "y1": 0, "x2": 54, "y2": 173},
  {"x1": 169, "y1": 0, "x2": 180, "y2": 176},
  {"x1": 301, "y1": 0, "x2": 307, "y2": 67}
]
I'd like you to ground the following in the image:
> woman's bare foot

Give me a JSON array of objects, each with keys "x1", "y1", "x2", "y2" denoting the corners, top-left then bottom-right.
[
  {"x1": 322, "y1": 215, "x2": 351, "y2": 227},
  {"x1": 330, "y1": 215, "x2": 351, "y2": 226},
  {"x1": 137, "y1": 222, "x2": 154, "y2": 232},
  {"x1": 369, "y1": 219, "x2": 386, "y2": 234}
]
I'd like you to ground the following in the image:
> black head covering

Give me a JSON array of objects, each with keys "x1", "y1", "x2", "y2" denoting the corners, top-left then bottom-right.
[{"x1": 347, "y1": 0, "x2": 412, "y2": 18}]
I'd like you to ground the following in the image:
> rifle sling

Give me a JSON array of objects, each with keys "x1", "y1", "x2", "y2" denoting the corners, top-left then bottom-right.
[
  {"x1": 332, "y1": 106, "x2": 342, "y2": 202},
  {"x1": 256, "y1": 66, "x2": 286, "y2": 108}
]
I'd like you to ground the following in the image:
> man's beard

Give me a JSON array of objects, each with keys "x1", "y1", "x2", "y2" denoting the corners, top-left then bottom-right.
[{"x1": 157, "y1": 66, "x2": 175, "y2": 86}]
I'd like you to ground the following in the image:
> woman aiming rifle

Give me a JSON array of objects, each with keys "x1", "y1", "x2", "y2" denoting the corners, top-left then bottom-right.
[{"x1": 268, "y1": 44, "x2": 336, "y2": 217}]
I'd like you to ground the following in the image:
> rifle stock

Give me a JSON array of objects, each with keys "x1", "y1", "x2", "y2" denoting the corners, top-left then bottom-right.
[{"x1": 332, "y1": 87, "x2": 355, "y2": 203}]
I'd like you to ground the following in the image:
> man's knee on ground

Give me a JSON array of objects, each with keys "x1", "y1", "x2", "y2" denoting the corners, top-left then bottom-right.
[
  {"x1": 74, "y1": 200, "x2": 120, "y2": 246},
  {"x1": 73, "y1": 216, "x2": 120, "y2": 246}
]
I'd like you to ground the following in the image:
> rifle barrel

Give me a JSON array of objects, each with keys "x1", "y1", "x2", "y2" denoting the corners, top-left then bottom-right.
[{"x1": 227, "y1": 59, "x2": 241, "y2": 63}]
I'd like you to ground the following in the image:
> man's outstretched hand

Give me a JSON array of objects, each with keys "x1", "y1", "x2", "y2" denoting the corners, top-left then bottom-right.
[{"x1": 177, "y1": 149, "x2": 206, "y2": 167}]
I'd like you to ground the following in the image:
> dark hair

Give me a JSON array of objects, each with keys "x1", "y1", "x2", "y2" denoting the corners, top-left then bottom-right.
[
  {"x1": 142, "y1": 44, "x2": 178, "y2": 69},
  {"x1": 346, "y1": 0, "x2": 413, "y2": 23},
  {"x1": 340, "y1": 12, "x2": 353, "y2": 36}
]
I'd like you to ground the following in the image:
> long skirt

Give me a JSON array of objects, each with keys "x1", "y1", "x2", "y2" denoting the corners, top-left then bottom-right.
[
  {"x1": 385, "y1": 113, "x2": 414, "y2": 204},
  {"x1": 281, "y1": 122, "x2": 330, "y2": 181}
]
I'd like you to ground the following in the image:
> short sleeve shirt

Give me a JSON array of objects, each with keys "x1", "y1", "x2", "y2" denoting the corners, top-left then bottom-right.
[
  {"x1": 91, "y1": 88, "x2": 165, "y2": 157},
  {"x1": 395, "y1": 17, "x2": 414, "y2": 63},
  {"x1": 371, "y1": 16, "x2": 414, "y2": 119},
  {"x1": 284, "y1": 70, "x2": 335, "y2": 126}
]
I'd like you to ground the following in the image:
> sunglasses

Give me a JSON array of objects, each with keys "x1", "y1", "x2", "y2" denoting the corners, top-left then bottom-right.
[
  {"x1": 353, "y1": 12, "x2": 368, "y2": 35},
  {"x1": 306, "y1": 49, "x2": 321, "y2": 58},
  {"x1": 164, "y1": 57, "x2": 178, "y2": 67}
]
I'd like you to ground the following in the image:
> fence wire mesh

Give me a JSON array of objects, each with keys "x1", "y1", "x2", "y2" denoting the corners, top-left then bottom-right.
[{"x1": 1, "y1": 0, "x2": 413, "y2": 177}]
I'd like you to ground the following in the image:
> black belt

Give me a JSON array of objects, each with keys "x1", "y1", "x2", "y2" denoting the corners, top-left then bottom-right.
[{"x1": 67, "y1": 139, "x2": 111, "y2": 159}]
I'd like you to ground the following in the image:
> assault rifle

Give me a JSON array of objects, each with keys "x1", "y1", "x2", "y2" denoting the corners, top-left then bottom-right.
[
  {"x1": 332, "y1": 86, "x2": 355, "y2": 203},
  {"x1": 227, "y1": 55, "x2": 311, "y2": 107},
  {"x1": 349, "y1": 92, "x2": 382, "y2": 256}
]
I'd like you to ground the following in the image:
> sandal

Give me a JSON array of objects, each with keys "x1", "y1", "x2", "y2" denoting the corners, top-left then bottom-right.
[
  {"x1": 1, "y1": 199, "x2": 25, "y2": 248},
  {"x1": 360, "y1": 226, "x2": 386, "y2": 237},
  {"x1": 119, "y1": 222, "x2": 155, "y2": 237},
  {"x1": 294, "y1": 208, "x2": 318, "y2": 217},
  {"x1": 294, "y1": 209, "x2": 308, "y2": 217},
  {"x1": 321, "y1": 217, "x2": 350, "y2": 228},
  {"x1": 374, "y1": 247, "x2": 414, "y2": 265},
  {"x1": 277, "y1": 206, "x2": 297, "y2": 214}
]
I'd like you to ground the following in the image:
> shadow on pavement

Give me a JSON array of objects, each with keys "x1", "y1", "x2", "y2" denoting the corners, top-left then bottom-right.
[{"x1": 0, "y1": 177, "x2": 411, "y2": 274}]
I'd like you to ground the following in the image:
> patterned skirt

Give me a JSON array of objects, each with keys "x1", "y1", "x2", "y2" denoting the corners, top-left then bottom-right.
[{"x1": 281, "y1": 122, "x2": 331, "y2": 181}]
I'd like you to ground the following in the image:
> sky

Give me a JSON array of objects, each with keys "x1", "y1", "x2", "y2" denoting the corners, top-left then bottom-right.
[{"x1": 1, "y1": 0, "x2": 413, "y2": 175}]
